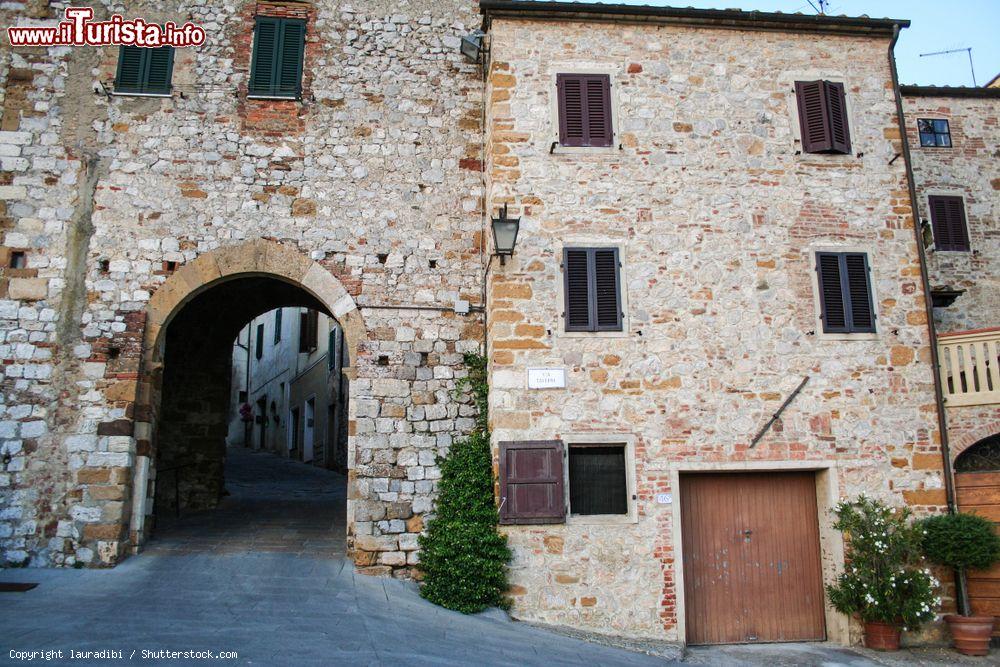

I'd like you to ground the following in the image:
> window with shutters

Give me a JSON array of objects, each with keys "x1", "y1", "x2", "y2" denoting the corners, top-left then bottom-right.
[
  {"x1": 255, "y1": 323, "x2": 265, "y2": 359},
  {"x1": 918, "y1": 119, "x2": 952, "y2": 148},
  {"x1": 114, "y1": 45, "x2": 175, "y2": 96},
  {"x1": 928, "y1": 195, "x2": 970, "y2": 251},
  {"x1": 273, "y1": 308, "x2": 283, "y2": 344},
  {"x1": 249, "y1": 17, "x2": 306, "y2": 99},
  {"x1": 299, "y1": 309, "x2": 319, "y2": 353},
  {"x1": 794, "y1": 80, "x2": 852, "y2": 154},
  {"x1": 555, "y1": 73, "x2": 614, "y2": 148},
  {"x1": 562, "y1": 246, "x2": 624, "y2": 333},
  {"x1": 499, "y1": 441, "x2": 566, "y2": 525},
  {"x1": 814, "y1": 251, "x2": 877, "y2": 335}
]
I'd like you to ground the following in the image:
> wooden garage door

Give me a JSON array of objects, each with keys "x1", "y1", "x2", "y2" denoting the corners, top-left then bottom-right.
[
  {"x1": 681, "y1": 472, "x2": 827, "y2": 645},
  {"x1": 955, "y1": 471, "x2": 1000, "y2": 635}
]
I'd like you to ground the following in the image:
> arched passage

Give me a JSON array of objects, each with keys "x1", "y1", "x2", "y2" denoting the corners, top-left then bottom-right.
[{"x1": 130, "y1": 240, "x2": 365, "y2": 548}]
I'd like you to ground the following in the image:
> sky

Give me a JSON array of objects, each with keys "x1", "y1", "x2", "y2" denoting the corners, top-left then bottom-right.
[{"x1": 534, "y1": 1, "x2": 999, "y2": 87}]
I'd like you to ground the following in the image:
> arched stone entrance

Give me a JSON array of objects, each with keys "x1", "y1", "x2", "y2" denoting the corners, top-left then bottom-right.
[{"x1": 129, "y1": 240, "x2": 365, "y2": 550}]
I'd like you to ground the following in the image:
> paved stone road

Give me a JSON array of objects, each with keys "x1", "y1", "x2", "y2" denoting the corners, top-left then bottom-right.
[{"x1": 0, "y1": 448, "x2": 670, "y2": 666}]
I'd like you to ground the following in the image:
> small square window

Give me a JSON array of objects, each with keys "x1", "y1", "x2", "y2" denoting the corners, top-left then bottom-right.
[
  {"x1": 568, "y1": 445, "x2": 628, "y2": 515},
  {"x1": 918, "y1": 118, "x2": 951, "y2": 148}
]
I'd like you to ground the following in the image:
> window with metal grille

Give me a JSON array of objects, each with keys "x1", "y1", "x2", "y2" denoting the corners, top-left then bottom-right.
[
  {"x1": 563, "y1": 247, "x2": 623, "y2": 332},
  {"x1": 114, "y1": 45, "x2": 174, "y2": 96},
  {"x1": 568, "y1": 445, "x2": 628, "y2": 516},
  {"x1": 249, "y1": 17, "x2": 306, "y2": 99},
  {"x1": 794, "y1": 80, "x2": 851, "y2": 154},
  {"x1": 928, "y1": 195, "x2": 970, "y2": 251},
  {"x1": 918, "y1": 119, "x2": 952, "y2": 148},
  {"x1": 556, "y1": 73, "x2": 613, "y2": 148},
  {"x1": 815, "y1": 252, "x2": 876, "y2": 334}
]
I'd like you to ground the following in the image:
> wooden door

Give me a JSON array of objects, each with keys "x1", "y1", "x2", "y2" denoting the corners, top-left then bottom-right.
[
  {"x1": 956, "y1": 471, "x2": 1000, "y2": 634},
  {"x1": 681, "y1": 472, "x2": 827, "y2": 645}
]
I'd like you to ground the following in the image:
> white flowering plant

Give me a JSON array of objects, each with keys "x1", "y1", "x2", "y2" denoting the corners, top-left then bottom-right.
[{"x1": 826, "y1": 496, "x2": 940, "y2": 628}]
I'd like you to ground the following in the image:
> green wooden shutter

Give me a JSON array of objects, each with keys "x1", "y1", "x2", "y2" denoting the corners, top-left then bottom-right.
[
  {"x1": 249, "y1": 17, "x2": 280, "y2": 96},
  {"x1": 115, "y1": 46, "x2": 145, "y2": 93},
  {"x1": 276, "y1": 20, "x2": 306, "y2": 97},
  {"x1": 144, "y1": 46, "x2": 175, "y2": 95}
]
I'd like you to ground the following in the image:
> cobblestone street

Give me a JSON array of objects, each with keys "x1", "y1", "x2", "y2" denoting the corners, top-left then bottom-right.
[{"x1": 0, "y1": 448, "x2": 668, "y2": 666}]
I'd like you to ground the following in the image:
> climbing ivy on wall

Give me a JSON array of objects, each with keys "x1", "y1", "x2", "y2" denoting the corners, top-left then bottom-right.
[{"x1": 418, "y1": 352, "x2": 511, "y2": 613}]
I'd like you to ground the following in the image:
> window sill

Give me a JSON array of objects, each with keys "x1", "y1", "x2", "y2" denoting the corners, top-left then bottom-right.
[
  {"x1": 550, "y1": 143, "x2": 619, "y2": 156},
  {"x1": 111, "y1": 91, "x2": 172, "y2": 98},
  {"x1": 247, "y1": 94, "x2": 301, "y2": 101},
  {"x1": 814, "y1": 331, "x2": 880, "y2": 342},
  {"x1": 559, "y1": 329, "x2": 629, "y2": 339},
  {"x1": 567, "y1": 512, "x2": 637, "y2": 526}
]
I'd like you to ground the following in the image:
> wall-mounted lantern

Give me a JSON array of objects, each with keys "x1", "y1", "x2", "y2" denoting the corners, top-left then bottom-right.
[{"x1": 491, "y1": 204, "x2": 520, "y2": 266}]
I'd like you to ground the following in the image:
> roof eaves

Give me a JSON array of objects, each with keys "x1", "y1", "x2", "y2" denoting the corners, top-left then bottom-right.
[
  {"x1": 900, "y1": 85, "x2": 1000, "y2": 100},
  {"x1": 479, "y1": 1, "x2": 909, "y2": 36}
]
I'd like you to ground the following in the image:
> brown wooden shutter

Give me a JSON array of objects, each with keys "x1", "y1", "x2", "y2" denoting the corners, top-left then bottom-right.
[
  {"x1": 593, "y1": 248, "x2": 622, "y2": 331},
  {"x1": 499, "y1": 440, "x2": 566, "y2": 525},
  {"x1": 557, "y1": 74, "x2": 612, "y2": 148},
  {"x1": 844, "y1": 254, "x2": 875, "y2": 333},
  {"x1": 816, "y1": 252, "x2": 848, "y2": 333},
  {"x1": 929, "y1": 195, "x2": 970, "y2": 251},
  {"x1": 564, "y1": 248, "x2": 592, "y2": 331},
  {"x1": 796, "y1": 80, "x2": 851, "y2": 154},
  {"x1": 826, "y1": 81, "x2": 851, "y2": 154},
  {"x1": 796, "y1": 80, "x2": 832, "y2": 153}
]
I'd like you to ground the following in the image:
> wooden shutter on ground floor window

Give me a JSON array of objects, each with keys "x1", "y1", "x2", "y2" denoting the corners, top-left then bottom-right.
[
  {"x1": 115, "y1": 45, "x2": 174, "y2": 95},
  {"x1": 499, "y1": 440, "x2": 566, "y2": 525},
  {"x1": 816, "y1": 252, "x2": 875, "y2": 334},
  {"x1": 795, "y1": 80, "x2": 851, "y2": 154},
  {"x1": 557, "y1": 73, "x2": 613, "y2": 148},
  {"x1": 929, "y1": 195, "x2": 971, "y2": 251}
]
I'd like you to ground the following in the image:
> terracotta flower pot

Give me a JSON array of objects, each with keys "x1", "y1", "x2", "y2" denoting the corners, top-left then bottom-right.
[
  {"x1": 863, "y1": 620, "x2": 901, "y2": 651},
  {"x1": 944, "y1": 614, "x2": 996, "y2": 656}
]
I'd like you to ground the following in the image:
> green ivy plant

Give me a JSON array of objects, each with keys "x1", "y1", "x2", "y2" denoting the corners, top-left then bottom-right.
[
  {"x1": 918, "y1": 512, "x2": 1000, "y2": 616},
  {"x1": 418, "y1": 352, "x2": 511, "y2": 613},
  {"x1": 826, "y1": 496, "x2": 939, "y2": 629}
]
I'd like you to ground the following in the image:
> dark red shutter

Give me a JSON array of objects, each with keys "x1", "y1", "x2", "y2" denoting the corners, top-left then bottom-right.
[
  {"x1": 844, "y1": 254, "x2": 875, "y2": 333},
  {"x1": 499, "y1": 440, "x2": 566, "y2": 525},
  {"x1": 929, "y1": 195, "x2": 970, "y2": 251},
  {"x1": 585, "y1": 75, "x2": 613, "y2": 147},
  {"x1": 796, "y1": 80, "x2": 832, "y2": 153},
  {"x1": 557, "y1": 74, "x2": 612, "y2": 148},
  {"x1": 564, "y1": 248, "x2": 592, "y2": 331},
  {"x1": 816, "y1": 253, "x2": 847, "y2": 333},
  {"x1": 825, "y1": 81, "x2": 851, "y2": 154},
  {"x1": 594, "y1": 248, "x2": 622, "y2": 331}
]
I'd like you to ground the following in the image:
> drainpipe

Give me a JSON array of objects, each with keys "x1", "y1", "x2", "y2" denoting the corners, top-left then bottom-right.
[{"x1": 888, "y1": 24, "x2": 967, "y2": 615}]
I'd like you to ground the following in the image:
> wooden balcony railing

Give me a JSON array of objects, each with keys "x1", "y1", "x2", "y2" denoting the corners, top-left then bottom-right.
[{"x1": 939, "y1": 327, "x2": 1000, "y2": 408}]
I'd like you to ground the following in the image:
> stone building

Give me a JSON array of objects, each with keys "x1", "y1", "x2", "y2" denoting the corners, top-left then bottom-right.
[
  {"x1": 481, "y1": 2, "x2": 949, "y2": 645},
  {"x1": 224, "y1": 306, "x2": 348, "y2": 469},
  {"x1": 0, "y1": 0, "x2": 485, "y2": 576},
  {"x1": 0, "y1": 0, "x2": 996, "y2": 650},
  {"x1": 901, "y1": 83, "x2": 1000, "y2": 625}
]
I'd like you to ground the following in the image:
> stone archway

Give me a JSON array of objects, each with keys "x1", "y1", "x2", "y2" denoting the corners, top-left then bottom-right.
[{"x1": 129, "y1": 239, "x2": 365, "y2": 550}]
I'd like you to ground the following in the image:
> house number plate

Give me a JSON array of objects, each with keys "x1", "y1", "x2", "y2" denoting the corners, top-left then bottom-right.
[
  {"x1": 656, "y1": 493, "x2": 672, "y2": 504},
  {"x1": 527, "y1": 367, "x2": 566, "y2": 389}
]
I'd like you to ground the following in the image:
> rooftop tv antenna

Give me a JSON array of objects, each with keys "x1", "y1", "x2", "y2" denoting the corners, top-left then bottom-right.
[
  {"x1": 919, "y1": 47, "x2": 978, "y2": 87},
  {"x1": 805, "y1": 0, "x2": 830, "y2": 14}
]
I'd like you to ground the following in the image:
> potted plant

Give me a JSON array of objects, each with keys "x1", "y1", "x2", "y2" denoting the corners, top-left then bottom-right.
[
  {"x1": 918, "y1": 512, "x2": 1000, "y2": 656},
  {"x1": 827, "y1": 496, "x2": 939, "y2": 650}
]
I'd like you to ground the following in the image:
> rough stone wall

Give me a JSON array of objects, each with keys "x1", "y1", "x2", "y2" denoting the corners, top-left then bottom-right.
[
  {"x1": 0, "y1": 0, "x2": 485, "y2": 575},
  {"x1": 485, "y1": 19, "x2": 945, "y2": 640},
  {"x1": 903, "y1": 94, "x2": 1000, "y2": 334}
]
